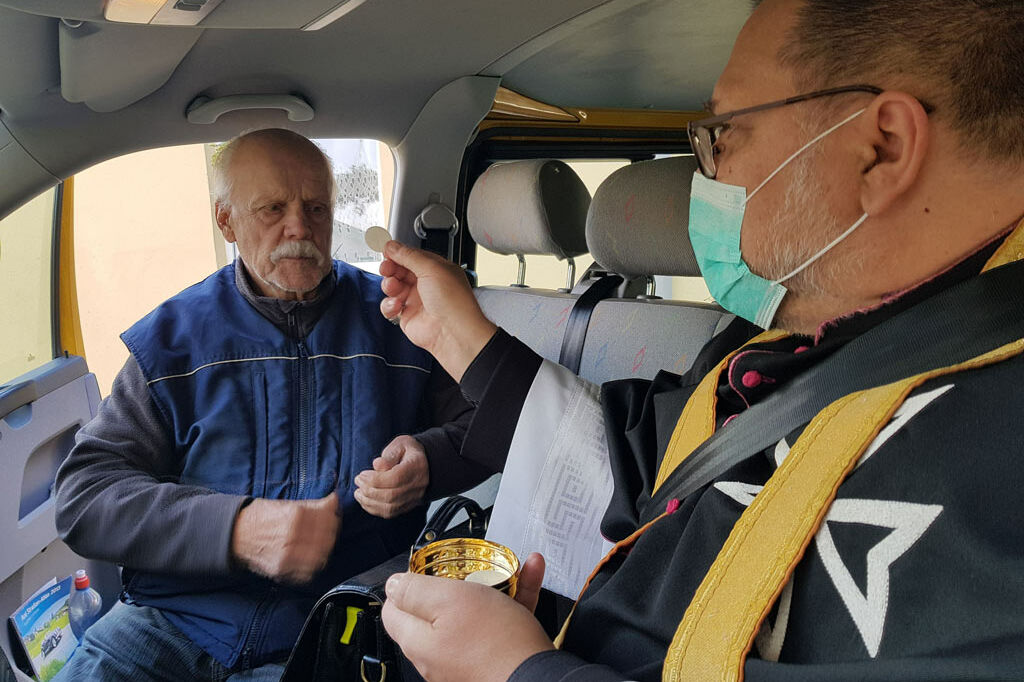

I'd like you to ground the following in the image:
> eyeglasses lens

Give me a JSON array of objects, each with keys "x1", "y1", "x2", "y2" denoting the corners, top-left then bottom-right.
[{"x1": 690, "y1": 124, "x2": 716, "y2": 179}]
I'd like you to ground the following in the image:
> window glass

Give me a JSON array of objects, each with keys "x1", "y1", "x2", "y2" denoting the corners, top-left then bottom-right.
[
  {"x1": 0, "y1": 188, "x2": 57, "y2": 385},
  {"x1": 73, "y1": 139, "x2": 394, "y2": 395},
  {"x1": 75, "y1": 144, "x2": 220, "y2": 396},
  {"x1": 319, "y1": 139, "x2": 394, "y2": 271}
]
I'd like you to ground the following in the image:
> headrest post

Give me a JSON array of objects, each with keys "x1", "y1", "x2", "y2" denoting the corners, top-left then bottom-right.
[
  {"x1": 513, "y1": 254, "x2": 528, "y2": 288},
  {"x1": 562, "y1": 257, "x2": 577, "y2": 293}
]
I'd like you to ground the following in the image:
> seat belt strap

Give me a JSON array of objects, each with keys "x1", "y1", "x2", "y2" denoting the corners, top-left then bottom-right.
[
  {"x1": 653, "y1": 329, "x2": 788, "y2": 491},
  {"x1": 557, "y1": 274, "x2": 625, "y2": 374},
  {"x1": 420, "y1": 229, "x2": 453, "y2": 259},
  {"x1": 662, "y1": 334, "x2": 1024, "y2": 682},
  {"x1": 415, "y1": 199, "x2": 459, "y2": 260}
]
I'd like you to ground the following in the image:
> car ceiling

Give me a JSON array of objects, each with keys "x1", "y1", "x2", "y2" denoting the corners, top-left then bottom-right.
[{"x1": 0, "y1": 0, "x2": 750, "y2": 217}]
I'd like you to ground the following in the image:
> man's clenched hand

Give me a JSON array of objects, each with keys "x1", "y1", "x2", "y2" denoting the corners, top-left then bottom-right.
[
  {"x1": 231, "y1": 491, "x2": 340, "y2": 584},
  {"x1": 354, "y1": 435, "x2": 429, "y2": 518}
]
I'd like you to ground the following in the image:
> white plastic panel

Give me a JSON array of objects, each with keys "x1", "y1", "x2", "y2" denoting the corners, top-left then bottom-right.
[
  {"x1": 0, "y1": 372, "x2": 100, "y2": 583},
  {"x1": 391, "y1": 76, "x2": 500, "y2": 247}
]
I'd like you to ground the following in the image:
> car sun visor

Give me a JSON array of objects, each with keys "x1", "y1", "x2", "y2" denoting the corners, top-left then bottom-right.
[{"x1": 58, "y1": 19, "x2": 201, "y2": 113}]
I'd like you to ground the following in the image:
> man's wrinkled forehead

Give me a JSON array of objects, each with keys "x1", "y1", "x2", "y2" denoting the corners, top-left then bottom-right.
[
  {"x1": 233, "y1": 140, "x2": 331, "y2": 201},
  {"x1": 710, "y1": 0, "x2": 801, "y2": 113}
]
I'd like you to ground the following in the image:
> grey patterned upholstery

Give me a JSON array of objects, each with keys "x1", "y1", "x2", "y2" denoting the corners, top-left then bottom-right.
[
  {"x1": 578, "y1": 299, "x2": 734, "y2": 385},
  {"x1": 468, "y1": 159, "x2": 590, "y2": 259},
  {"x1": 587, "y1": 155, "x2": 702, "y2": 278},
  {"x1": 458, "y1": 156, "x2": 737, "y2": 518},
  {"x1": 570, "y1": 155, "x2": 733, "y2": 384},
  {"x1": 470, "y1": 160, "x2": 592, "y2": 363},
  {"x1": 476, "y1": 287, "x2": 577, "y2": 363}
]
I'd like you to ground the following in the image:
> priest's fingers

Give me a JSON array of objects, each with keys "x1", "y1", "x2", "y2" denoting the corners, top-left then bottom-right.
[
  {"x1": 383, "y1": 572, "x2": 554, "y2": 682},
  {"x1": 380, "y1": 274, "x2": 405, "y2": 297},
  {"x1": 379, "y1": 256, "x2": 414, "y2": 283},
  {"x1": 385, "y1": 571, "x2": 469, "y2": 620},
  {"x1": 383, "y1": 240, "x2": 452, "y2": 276},
  {"x1": 380, "y1": 295, "x2": 407, "y2": 320},
  {"x1": 514, "y1": 553, "x2": 546, "y2": 614}
]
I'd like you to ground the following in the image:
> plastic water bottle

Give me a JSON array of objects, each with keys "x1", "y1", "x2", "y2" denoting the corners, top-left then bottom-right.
[{"x1": 68, "y1": 569, "x2": 102, "y2": 640}]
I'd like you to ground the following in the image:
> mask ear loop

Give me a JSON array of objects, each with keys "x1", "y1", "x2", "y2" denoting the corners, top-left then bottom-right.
[
  {"x1": 735, "y1": 106, "x2": 871, "y2": 286},
  {"x1": 771, "y1": 212, "x2": 869, "y2": 285},
  {"x1": 744, "y1": 107, "x2": 867, "y2": 205}
]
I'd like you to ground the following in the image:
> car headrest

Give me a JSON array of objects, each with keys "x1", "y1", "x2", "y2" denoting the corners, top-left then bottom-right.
[
  {"x1": 467, "y1": 159, "x2": 590, "y2": 259},
  {"x1": 587, "y1": 155, "x2": 702, "y2": 279}
]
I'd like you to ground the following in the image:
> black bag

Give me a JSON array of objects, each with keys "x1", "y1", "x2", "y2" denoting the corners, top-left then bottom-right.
[{"x1": 282, "y1": 496, "x2": 488, "y2": 682}]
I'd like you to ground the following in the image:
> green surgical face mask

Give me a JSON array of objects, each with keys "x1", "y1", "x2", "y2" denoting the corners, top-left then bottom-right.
[{"x1": 687, "y1": 108, "x2": 870, "y2": 329}]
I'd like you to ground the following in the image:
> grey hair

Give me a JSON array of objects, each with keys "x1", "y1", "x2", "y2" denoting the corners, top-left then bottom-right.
[
  {"x1": 210, "y1": 128, "x2": 337, "y2": 209},
  {"x1": 777, "y1": 0, "x2": 1024, "y2": 165}
]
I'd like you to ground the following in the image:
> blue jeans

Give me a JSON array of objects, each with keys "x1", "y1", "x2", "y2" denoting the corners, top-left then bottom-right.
[{"x1": 51, "y1": 601, "x2": 286, "y2": 682}]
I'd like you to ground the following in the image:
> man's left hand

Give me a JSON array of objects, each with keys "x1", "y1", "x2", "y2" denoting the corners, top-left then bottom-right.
[
  {"x1": 354, "y1": 435, "x2": 429, "y2": 518},
  {"x1": 383, "y1": 553, "x2": 553, "y2": 682}
]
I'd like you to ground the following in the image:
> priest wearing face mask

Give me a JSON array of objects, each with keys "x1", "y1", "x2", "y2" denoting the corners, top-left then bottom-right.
[{"x1": 374, "y1": 0, "x2": 1024, "y2": 680}]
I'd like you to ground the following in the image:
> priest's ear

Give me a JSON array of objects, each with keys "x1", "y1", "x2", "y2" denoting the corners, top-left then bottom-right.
[{"x1": 857, "y1": 91, "x2": 930, "y2": 216}]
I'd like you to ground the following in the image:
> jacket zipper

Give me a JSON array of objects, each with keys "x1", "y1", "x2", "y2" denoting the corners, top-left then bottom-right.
[
  {"x1": 239, "y1": 310, "x2": 303, "y2": 666},
  {"x1": 288, "y1": 311, "x2": 310, "y2": 497},
  {"x1": 240, "y1": 585, "x2": 277, "y2": 669}
]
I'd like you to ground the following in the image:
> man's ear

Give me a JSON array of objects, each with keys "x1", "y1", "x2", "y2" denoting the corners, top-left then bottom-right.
[
  {"x1": 858, "y1": 91, "x2": 930, "y2": 216},
  {"x1": 215, "y1": 201, "x2": 237, "y2": 243}
]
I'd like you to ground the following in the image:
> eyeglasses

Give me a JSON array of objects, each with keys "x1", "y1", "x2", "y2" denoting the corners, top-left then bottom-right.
[{"x1": 688, "y1": 85, "x2": 885, "y2": 179}]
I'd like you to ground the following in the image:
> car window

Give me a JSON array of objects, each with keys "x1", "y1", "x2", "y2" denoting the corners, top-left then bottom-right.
[
  {"x1": 0, "y1": 187, "x2": 58, "y2": 385},
  {"x1": 311, "y1": 139, "x2": 394, "y2": 271},
  {"x1": 72, "y1": 139, "x2": 394, "y2": 395}
]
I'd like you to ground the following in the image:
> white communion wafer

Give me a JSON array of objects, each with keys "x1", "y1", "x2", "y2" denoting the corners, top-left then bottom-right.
[
  {"x1": 464, "y1": 569, "x2": 507, "y2": 587},
  {"x1": 364, "y1": 225, "x2": 391, "y2": 253}
]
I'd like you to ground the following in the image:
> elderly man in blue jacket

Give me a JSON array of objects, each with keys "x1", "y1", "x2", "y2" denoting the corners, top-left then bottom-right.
[{"x1": 53, "y1": 129, "x2": 481, "y2": 681}]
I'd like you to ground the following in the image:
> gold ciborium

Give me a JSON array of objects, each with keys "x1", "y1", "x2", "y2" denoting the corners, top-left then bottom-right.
[{"x1": 408, "y1": 537, "x2": 520, "y2": 597}]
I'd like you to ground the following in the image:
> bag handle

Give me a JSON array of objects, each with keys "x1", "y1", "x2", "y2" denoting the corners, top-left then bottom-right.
[{"x1": 413, "y1": 495, "x2": 486, "y2": 550}]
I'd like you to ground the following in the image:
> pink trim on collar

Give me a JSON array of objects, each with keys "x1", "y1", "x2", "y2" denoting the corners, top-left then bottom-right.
[{"x1": 727, "y1": 349, "x2": 778, "y2": 407}]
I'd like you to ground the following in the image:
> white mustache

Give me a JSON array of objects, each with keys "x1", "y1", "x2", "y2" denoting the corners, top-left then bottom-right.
[{"x1": 270, "y1": 241, "x2": 325, "y2": 264}]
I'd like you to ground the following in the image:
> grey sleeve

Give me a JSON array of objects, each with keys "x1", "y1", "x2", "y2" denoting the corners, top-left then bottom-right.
[
  {"x1": 507, "y1": 651, "x2": 629, "y2": 682},
  {"x1": 54, "y1": 356, "x2": 249, "y2": 576}
]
